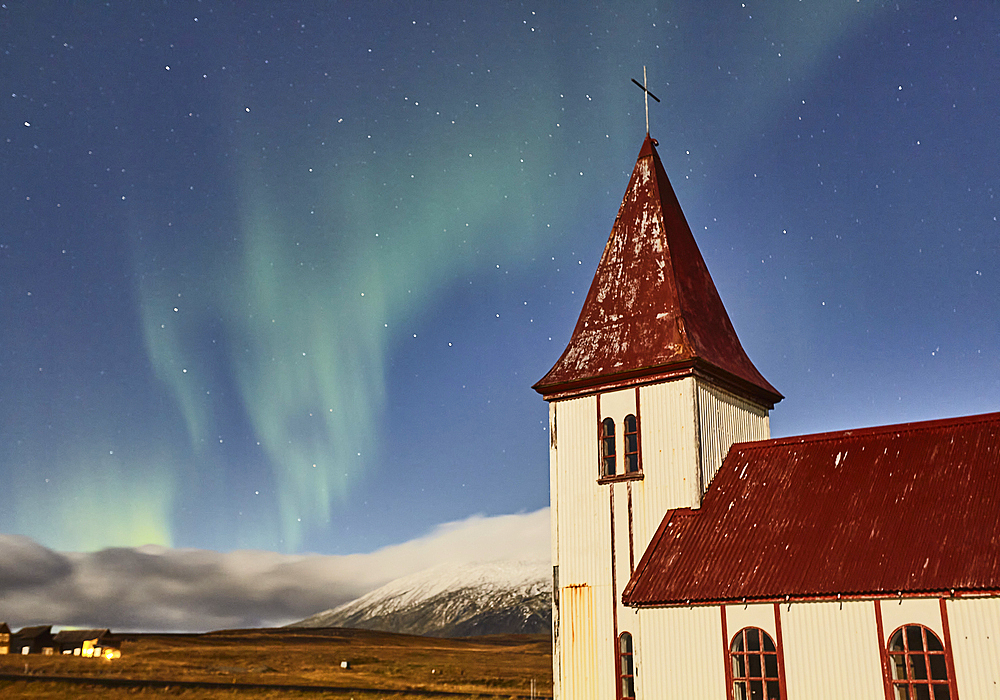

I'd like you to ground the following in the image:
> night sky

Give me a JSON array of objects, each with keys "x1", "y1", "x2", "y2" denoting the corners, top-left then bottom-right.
[{"x1": 3, "y1": 2, "x2": 998, "y2": 559}]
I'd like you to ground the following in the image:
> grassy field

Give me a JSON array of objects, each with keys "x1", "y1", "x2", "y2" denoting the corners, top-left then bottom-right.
[{"x1": 0, "y1": 627, "x2": 552, "y2": 698}]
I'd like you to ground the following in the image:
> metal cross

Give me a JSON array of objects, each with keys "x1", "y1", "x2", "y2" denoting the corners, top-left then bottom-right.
[{"x1": 631, "y1": 66, "x2": 660, "y2": 135}]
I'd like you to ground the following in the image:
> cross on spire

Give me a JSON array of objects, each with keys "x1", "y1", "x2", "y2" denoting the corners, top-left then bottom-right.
[{"x1": 630, "y1": 66, "x2": 660, "y2": 135}]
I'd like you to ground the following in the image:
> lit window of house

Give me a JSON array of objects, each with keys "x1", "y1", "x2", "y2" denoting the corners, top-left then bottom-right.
[
  {"x1": 601, "y1": 417, "x2": 616, "y2": 476},
  {"x1": 618, "y1": 632, "x2": 635, "y2": 699},
  {"x1": 623, "y1": 414, "x2": 639, "y2": 473},
  {"x1": 887, "y1": 625, "x2": 953, "y2": 699},
  {"x1": 730, "y1": 627, "x2": 780, "y2": 700}
]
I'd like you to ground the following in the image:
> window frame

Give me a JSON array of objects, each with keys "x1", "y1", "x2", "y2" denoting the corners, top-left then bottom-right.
[
  {"x1": 600, "y1": 417, "x2": 617, "y2": 477},
  {"x1": 597, "y1": 414, "x2": 643, "y2": 484},
  {"x1": 623, "y1": 413, "x2": 640, "y2": 473},
  {"x1": 886, "y1": 624, "x2": 954, "y2": 700},
  {"x1": 618, "y1": 631, "x2": 636, "y2": 700},
  {"x1": 729, "y1": 627, "x2": 782, "y2": 700}
]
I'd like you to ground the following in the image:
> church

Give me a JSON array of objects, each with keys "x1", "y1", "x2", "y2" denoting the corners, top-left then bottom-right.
[{"x1": 533, "y1": 134, "x2": 1000, "y2": 699}]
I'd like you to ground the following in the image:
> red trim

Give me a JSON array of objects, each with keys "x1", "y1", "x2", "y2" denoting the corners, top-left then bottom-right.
[
  {"x1": 874, "y1": 601, "x2": 892, "y2": 700},
  {"x1": 939, "y1": 598, "x2": 961, "y2": 700},
  {"x1": 721, "y1": 606, "x2": 733, "y2": 700},
  {"x1": 772, "y1": 603, "x2": 788, "y2": 700},
  {"x1": 625, "y1": 588, "x2": 1000, "y2": 608},
  {"x1": 536, "y1": 359, "x2": 781, "y2": 407},
  {"x1": 598, "y1": 472, "x2": 644, "y2": 485}
]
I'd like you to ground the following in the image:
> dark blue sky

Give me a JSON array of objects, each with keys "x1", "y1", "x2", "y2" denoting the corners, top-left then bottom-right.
[{"x1": 2, "y1": 2, "x2": 997, "y2": 556}]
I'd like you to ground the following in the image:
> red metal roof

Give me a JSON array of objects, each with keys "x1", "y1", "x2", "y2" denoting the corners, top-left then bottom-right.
[
  {"x1": 622, "y1": 412, "x2": 1000, "y2": 606},
  {"x1": 533, "y1": 135, "x2": 781, "y2": 405}
]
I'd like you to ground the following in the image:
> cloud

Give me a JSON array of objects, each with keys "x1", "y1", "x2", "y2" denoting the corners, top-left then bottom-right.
[{"x1": 0, "y1": 509, "x2": 550, "y2": 632}]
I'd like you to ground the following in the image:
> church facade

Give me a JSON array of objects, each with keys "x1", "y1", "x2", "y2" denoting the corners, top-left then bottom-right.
[{"x1": 534, "y1": 135, "x2": 1000, "y2": 699}]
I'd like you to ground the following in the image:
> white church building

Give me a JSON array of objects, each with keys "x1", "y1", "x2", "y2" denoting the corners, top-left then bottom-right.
[{"x1": 534, "y1": 134, "x2": 1000, "y2": 700}]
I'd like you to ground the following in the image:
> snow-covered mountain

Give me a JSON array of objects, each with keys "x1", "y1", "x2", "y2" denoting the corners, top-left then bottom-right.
[{"x1": 291, "y1": 560, "x2": 551, "y2": 637}]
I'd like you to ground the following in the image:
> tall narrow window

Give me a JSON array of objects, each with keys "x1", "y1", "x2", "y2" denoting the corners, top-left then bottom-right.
[
  {"x1": 623, "y1": 414, "x2": 639, "y2": 473},
  {"x1": 601, "y1": 417, "x2": 616, "y2": 476},
  {"x1": 618, "y1": 632, "x2": 635, "y2": 699},
  {"x1": 730, "y1": 627, "x2": 780, "y2": 700},
  {"x1": 887, "y1": 625, "x2": 953, "y2": 700}
]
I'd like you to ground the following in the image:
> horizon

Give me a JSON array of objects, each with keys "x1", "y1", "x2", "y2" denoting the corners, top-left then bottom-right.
[{"x1": 2, "y1": 2, "x2": 998, "y2": 630}]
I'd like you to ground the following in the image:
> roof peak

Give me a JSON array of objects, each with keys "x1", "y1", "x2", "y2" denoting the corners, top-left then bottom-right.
[{"x1": 534, "y1": 135, "x2": 781, "y2": 405}]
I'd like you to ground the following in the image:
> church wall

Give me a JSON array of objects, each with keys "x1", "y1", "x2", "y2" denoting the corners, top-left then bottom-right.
[
  {"x1": 634, "y1": 606, "x2": 727, "y2": 697},
  {"x1": 724, "y1": 602, "x2": 777, "y2": 645},
  {"x1": 550, "y1": 394, "x2": 616, "y2": 700},
  {"x1": 551, "y1": 394, "x2": 609, "y2": 587},
  {"x1": 635, "y1": 378, "x2": 700, "y2": 543},
  {"x1": 781, "y1": 600, "x2": 884, "y2": 698},
  {"x1": 943, "y1": 597, "x2": 1000, "y2": 696},
  {"x1": 878, "y1": 597, "x2": 944, "y2": 644},
  {"x1": 696, "y1": 379, "x2": 770, "y2": 489}
]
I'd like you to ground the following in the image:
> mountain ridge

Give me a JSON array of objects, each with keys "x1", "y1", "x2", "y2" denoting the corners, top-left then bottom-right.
[{"x1": 291, "y1": 560, "x2": 552, "y2": 637}]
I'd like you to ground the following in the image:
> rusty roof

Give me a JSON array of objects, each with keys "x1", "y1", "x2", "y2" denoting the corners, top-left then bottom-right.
[
  {"x1": 623, "y1": 412, "x2": 1000, "y2": 607},
  {"x1": 533, "y1": 134, "x2": 781, "y2": 405}
]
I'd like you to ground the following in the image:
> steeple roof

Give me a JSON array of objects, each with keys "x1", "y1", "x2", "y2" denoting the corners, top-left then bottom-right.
[{"x1": 533, "y1": 135, "x2": 781, "y2": 405}]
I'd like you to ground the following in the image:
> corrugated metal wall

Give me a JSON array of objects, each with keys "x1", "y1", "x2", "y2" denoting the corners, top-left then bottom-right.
[
  {"x1": 697, "y1": 380, "x2": 770, "y2": 489},
  {"x1": 946, "y1": 597, "x2": 1000, "y2": 696},
  {"x1": 551, "y1": 394, "x2": 614, "y2": 699},
  {"x1": 561, "y1": 584, "x2": 600, "y2": 700},
  {"x1": 635, "y1": 378, "x2": 700, "y2": 544},
  {"x1": 635, "y1": 606, "x2": 727, "y2": 697},
  {"x1": 782, "y1": 601, "x2": 884, "y2": 698},
  {"x1": 553, "y1": 395, "x2": 609, "y2": 587}
]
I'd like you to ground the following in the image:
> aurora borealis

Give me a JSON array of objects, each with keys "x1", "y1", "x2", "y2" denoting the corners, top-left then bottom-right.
[{"x1": 3, "y1": 2, "x2": 999, "y2": 559}]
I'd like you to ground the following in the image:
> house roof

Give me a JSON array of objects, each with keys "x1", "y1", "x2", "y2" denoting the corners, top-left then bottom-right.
[
  {"x1": 0, "y1": 622, "x2": 9, "y2": 634},
  {"x1": 53, "y1": 629, "x2": 111, "y2": 644},
  {"x1": 533, "y1": 134, "x2": 781, "y2": 405},
  {"x1": 623, "y1": 412, "x2": 1000, "y2": 607},
  {"x1": 12, "y1": 625, "x2": 52, "y2": 639}
]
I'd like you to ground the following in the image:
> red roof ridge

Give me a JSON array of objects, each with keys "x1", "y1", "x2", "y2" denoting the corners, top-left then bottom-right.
[{"x1": 736, "y1": 410, "x2": 1000, "y2": 451}]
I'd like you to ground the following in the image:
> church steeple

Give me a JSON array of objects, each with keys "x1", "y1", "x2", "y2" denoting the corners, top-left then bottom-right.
[{"x1": 534, "y1": 134, "x2": 781, "y2": 407}]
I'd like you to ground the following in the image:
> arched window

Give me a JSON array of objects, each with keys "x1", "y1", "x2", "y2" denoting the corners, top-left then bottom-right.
[
  {"x1": 887, "y1": 624, "x2": 953, "y2": 700},
  {"x1": 730, "y1": 627, "x2": 780, "y2": 700},
  {"x1": 618, "y1": 632, "x2": 635, "y2": 699},
  {"x1": 601, "y1": 417, "x2": 616, "y2": 476},
  {"x1": 623, "y1": 414, "x2": 639, "y2": 473}
]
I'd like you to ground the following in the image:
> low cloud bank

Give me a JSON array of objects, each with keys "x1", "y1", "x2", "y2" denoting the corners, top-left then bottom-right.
[{"x1": 0, "y1": 509, "x2": 550, "y2": 632}]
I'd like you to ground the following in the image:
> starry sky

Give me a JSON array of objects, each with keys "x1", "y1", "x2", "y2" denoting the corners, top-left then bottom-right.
[{"x1": 2, "y1": 2, "x2": 998, "y2": 558}]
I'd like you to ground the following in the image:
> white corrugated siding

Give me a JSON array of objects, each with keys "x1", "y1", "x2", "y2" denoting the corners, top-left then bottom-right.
[
  {"x1": 781, "y1": 601, "x2": 884, "y2": 698},
  {"x1": 561, "y1": 584, "x2": 599, "y2": 700},
  {"x1": 635, "y1": 606, "x2": 727, "y2": 697},
  {"x1": 548, "y1": 402, "x2": 561, "y2": 700},
  {"x1": 551, "y1": 395, "x2": 614, "y2": 699},
  {"x1": 878, "y1": 597, "x2": 943, "y2": 643},
  {"x1": 946, "y1": 597, "x2": 1000, "y2": 695},
  {"x1": 696, "y1": 380, "x2": 770, "y2": 489},
  {"x1": 635, "y1": 378, "x2": 700, "y2": 547},
  {"x1": 553, "y1": 395, "x2": 609, "y2": 587}
]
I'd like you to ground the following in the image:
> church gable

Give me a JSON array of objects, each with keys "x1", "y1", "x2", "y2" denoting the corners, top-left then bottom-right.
[{"x1": 623, "y1": 411, "x2": 1000, "y2": 607}]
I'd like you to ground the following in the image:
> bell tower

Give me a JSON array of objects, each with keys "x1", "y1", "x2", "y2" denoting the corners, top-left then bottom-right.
[{"x1": 534, "y1": 134, "x2": 781, "y2": 700}]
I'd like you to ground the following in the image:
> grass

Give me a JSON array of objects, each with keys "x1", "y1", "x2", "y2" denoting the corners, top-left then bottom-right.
[{"x1": 0, "y1": 627, "x2": 552, "y2": 699}]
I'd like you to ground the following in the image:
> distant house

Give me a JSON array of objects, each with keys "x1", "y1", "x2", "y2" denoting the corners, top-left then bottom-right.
[
  {"x1": 53, "y1": 629, "x2": 121, "y2": 660},
  {"x1": 0, "y1": 622, "x2": 10, "y2": 654},
  {"x1": 10, "y1": 626, "x2": 54, "y2": 655}
]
